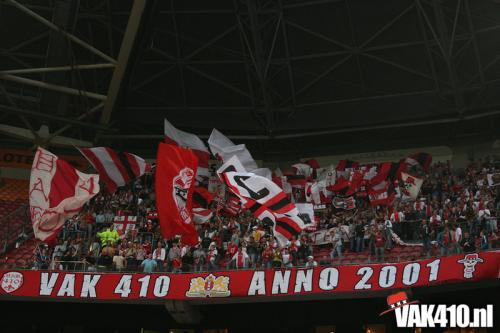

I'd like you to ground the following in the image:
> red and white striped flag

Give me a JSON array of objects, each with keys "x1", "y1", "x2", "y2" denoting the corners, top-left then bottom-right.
[
  {"x1": 29, "y1": 148, "x2": 100, "y2": 242},
  {"x1": 164, "y1": 118, "x2": 210, "y2": 178},
  {"x1": 78, "y1": 147, "x2": 151, "y2": 193}
]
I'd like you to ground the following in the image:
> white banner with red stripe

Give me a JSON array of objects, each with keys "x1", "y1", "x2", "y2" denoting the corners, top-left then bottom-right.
[{"x1": 29, "y1": 148, "x2": 100, "y2": 241}]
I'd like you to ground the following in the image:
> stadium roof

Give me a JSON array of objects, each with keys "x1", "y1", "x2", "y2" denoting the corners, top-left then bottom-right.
[{"x1": 1, "y1": 0, "x2": 500, "y2": 161}]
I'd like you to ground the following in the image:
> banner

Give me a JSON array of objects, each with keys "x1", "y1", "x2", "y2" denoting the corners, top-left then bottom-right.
[
  {"x1": 155, "y1": 143, "x2": 198, "y2": 246},
  {"x1": 309, "y1": 226, "x2": 349, "y2": 245},
  {"x1": 29, "y1": 148, "x2": 100, "y2": 241},
  {"x1": 1, "y1": 252, "x2": 497, "y2": 301}
]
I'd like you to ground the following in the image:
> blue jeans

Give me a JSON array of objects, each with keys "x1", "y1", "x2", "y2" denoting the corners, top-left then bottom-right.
[
  {"x1": 356, "y1": 237, "x2": 364, "y2": 252},
  {"x1": 330, "y1": 245, "x2": 343, "y2": 260}
]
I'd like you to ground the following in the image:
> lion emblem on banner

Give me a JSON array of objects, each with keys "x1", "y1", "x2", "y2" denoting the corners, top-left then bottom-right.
[{"x1": 185, "y1": 274, "x2": 230, "y2": 298}]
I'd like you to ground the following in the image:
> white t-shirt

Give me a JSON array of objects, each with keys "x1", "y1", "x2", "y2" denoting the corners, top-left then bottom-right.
[
  {"x1": 455, "y1": 227, "x2": 462, "y2": 242},
  {"x1": 153, "y1": 248, "x2": 166, "y2": 261}
]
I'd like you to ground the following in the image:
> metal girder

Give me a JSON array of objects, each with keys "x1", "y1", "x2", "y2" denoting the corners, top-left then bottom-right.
[
  {"x1": 185, "y1": 64, "x2": 253, "y2": 99},
  {"x1": 429, "y1": 0, "x2": 466, "y2": 115},
  {"x1": 277, "y1": 0, "x2": 297, "y2": 115},
  {"x1": 98, "y1": 108, "x2": 500, "y2": 140},
  {"x1": 296, "y1": 89, "x2": 437, "y2": 107},
  {"x1": 0, "y1": 74, "x2": 107, "y2": 101},
  {"x1": 463, "y1": 0, "x2": 485, "y2": 88},
  {"x1": 0, "y1": 63, "x2": 115, "y2": 75},
  {"x1": 416, "y1": 3, "x2": 441, "y2": 92},
  {"x1": 5, "y1": 0, "x2": 116, "y2": 64},
  {"x1": 48, "y1": 103, "x2": 104, "y2": 139},
  {"x1": 170, "y1": 0, "x2": 187, "y2": 108},
  {"x1": 0, "y1": 104, "x2": 108, "y2": 130},
  {"x1": 100, "y1": 0, "x2": 147, "y2": 125},
  {"x1": 280, "y1": 54, "x2": 353, "y2": 105},
  {"x1": 243, "y1": 0, "x2": 276, "y2": 134}
]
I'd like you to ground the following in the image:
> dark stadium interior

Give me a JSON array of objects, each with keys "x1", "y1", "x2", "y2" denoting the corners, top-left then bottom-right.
[
  {"x1": 1, "y1": 1, "x2": 500, "y2": 333},
  {"x1": 1, "y1": 0, "x2": 500, "y2": 159}
]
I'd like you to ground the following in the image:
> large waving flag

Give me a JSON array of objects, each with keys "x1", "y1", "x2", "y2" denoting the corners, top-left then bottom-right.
[
  {"x1": 164, "y1": 119, "x2": 210, "y2": 178},
  {"x1": 155, "y1": 143, "x2": 199, "y2": 245},
  {"x1": 208, "y1": 128, "x2": 259, "y2": 171},
  {"x1": 29, "y1": 148, "x2": 100, "y2": 241},
  {"x1": 217, "y1": 157, "x2": 306, "y2": 244},
  {"x1": 78, "y1": 147, "x2": 151, "y2": 193}
]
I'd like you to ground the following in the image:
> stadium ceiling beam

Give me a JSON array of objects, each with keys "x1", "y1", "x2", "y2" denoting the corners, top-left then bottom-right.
[
  {"x1": 5, "y1": 0, "x2": 116, "y2": 64},
  {"x1": 0, "y1": 63, "x2": 115, "y2": 75},
  {"x1": 185, "y1": 64, "x2": 254, "y2": 100},
  {"x1": 279, "y1": 54, "x2": 352, "y2": 105},
  {"x1": 345, "y1": 0, "x2": 367, "y2": 95},
  {"x1": 286, "y1": 20, "x2": 352, "y2": 51},
  {"x1": 243, "y1": 0, "x2": 277, "y2": 134},
  {"x1": 130, "y1": 65, "x2": 177, "y2": 91},
  {"x1": 282, "y1": 0, "x2": 344, "y2": 9},
  {"x1": 463, "y1": 0, "x2": 485, "y2": 87},
  {"x1": 233, "y1": 0, "x2": 266, "y2": 130},
  {"x1": 295, "y1": 89, "x2": 438, "y2": 107},
  {"x1": 416, "y1": 4, "x2": 441, "y2": 92},
  {"x1": 48, "y1": 102, "x2": 104, "y2": 140},
  {"x1": 0, "y1": 80, "x2": 36, "y2": 136},
  {"x1": 0, "y1": 74, "x2": 107, "y2": 101},
  {"x1": 152, "y1": 25, "x2": 245, "y2": 61},
  {"x1": 277, "y1": 0, "x2": 297, "y2": 114},
  {"x1": 99, "y1": 108, "x2": 500, "y2": 141},
  {"x1": 360, "y1": 53, "x2": 436, "y2": 81},
  {"x1": 169, "y1": 0, "x2": 187, "y2": 109},
  {"x1": 428, "y1": 0, "x2": 466, "y2": 115},
  {"x1": 100, "y1": 0, "x2": 147, "y2": 125},
  {"x1": 0, "y1": 104, "x2": 109, "y2": 130}
]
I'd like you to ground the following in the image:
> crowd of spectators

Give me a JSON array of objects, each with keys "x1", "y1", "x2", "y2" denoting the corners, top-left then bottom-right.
[{"x1": 32, "y1": 158, "x2": 499, "y2": 273}]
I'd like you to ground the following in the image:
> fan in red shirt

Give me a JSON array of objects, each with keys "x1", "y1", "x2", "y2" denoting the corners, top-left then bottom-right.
[
  {"x1": 374, "y1": 231, "x2": 385, "y2": 262},
  {"x1": 261, "y1": 245, "x2": 274, "y2": 269},
  {"x1": 226, "y1": 241, "x2": 238, "y2": 260}
]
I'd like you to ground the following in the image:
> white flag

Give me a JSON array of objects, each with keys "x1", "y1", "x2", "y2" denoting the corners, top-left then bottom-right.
[
  {"x1": 400, "y1": 172, "x2": 423, "y2": 199},
  {"x1": 208, "y1": 128, "x2": 258, "y2": 171}
]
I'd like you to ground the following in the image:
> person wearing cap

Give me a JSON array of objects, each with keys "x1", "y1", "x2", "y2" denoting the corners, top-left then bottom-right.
[{"x1": 305, "y1": 255, "x2": 318, "y2": 268}]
